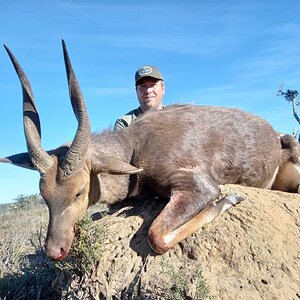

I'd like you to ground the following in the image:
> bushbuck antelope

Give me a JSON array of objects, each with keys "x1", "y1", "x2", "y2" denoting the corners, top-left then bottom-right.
[{"x1": 1, "y1": 41, "x2": 298, "y2": 260}]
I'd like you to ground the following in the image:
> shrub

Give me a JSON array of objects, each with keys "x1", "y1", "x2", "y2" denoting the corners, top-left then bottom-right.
[
  {"x1": 161, "y1": 258, "x2": 211, "y2": 300},
  {"x1": 12, "y1": 194, "x2": 45, "y2": 211},
  {"x1": 57, "y1": 215, "x2": 108, "y2": 275}
]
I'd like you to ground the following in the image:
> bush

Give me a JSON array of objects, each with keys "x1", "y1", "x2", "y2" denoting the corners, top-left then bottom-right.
[
  {"x1": 57, "y1": 215, "x2": 108, "y2": 275},
  {"x1": 11, "y1": 194, "x2": 45, "y2": 211}
]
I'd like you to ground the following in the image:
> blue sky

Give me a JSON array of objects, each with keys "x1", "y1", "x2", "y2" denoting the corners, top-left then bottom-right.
[{"x1": 0, "y1": 1, "x2": 300, "y2": 203}]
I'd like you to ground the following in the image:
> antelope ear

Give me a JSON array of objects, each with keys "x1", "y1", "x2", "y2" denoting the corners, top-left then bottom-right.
[
  {"x1": 92, "y1": 156, "x2": 143, "y2": 175},
  {"x1": 0, "y1": 153, "x2": 36, "y2": 170},
  {"x1": 0, "y1": 145, "x2": 69, "y2": 171}
]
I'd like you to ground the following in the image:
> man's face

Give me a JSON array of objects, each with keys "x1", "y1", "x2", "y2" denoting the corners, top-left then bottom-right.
[{"x1": 136, "y1": 77, "x2": 165, "y2": 112}]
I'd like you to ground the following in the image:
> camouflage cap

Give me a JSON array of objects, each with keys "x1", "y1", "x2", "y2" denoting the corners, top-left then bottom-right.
[{"x1": 135, "y1": 65, "x2": 164, "y2": 85}]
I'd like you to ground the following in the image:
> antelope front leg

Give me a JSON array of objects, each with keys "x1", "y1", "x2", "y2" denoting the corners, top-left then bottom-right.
[{"x1": 148, "y1": 191, "x2": 244, "y2": 254}]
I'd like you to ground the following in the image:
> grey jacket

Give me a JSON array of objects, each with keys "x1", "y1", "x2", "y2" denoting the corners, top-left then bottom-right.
[{"x1": 113, "y1": 107, "x2": 143, "y2": 131}]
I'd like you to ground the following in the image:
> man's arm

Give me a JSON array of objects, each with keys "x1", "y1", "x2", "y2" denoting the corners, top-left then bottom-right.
[
  {"x1": 113, "y1": 118, "x2": 128, "y2": 131},
  {"x1": 113, "y1": 108, "x2": 141, "y2": 131}
]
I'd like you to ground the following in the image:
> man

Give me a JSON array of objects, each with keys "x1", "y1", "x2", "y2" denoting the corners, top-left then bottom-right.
[{"x1": 113, "y1": 65, "x2": 165, "y2": 131}]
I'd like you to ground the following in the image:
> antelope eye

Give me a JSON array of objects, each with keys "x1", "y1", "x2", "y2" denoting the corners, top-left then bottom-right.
[{"x1": 75, "y1": 188, "x2": 85, "y2": 198}]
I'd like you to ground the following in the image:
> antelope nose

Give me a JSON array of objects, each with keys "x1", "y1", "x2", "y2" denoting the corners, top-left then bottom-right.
[
  {"x1": 54, "y1": 248, "x2": 68, "y2": 260},
  {"x1": 46, "y1": 244, "x2": 69, "y2": 260}
]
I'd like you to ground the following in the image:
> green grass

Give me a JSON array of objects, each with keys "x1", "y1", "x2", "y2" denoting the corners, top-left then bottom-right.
[
  {"x1": 161, "y1": 258, "x2": 211, "y2": 300},
  {"x1": 57, "y1": 214, "x2": 108, "y2": 275}
]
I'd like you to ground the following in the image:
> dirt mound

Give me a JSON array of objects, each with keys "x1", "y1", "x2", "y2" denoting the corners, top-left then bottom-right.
[{"x1": 60, "y1": 184, "x2": 300, "y2": 299}]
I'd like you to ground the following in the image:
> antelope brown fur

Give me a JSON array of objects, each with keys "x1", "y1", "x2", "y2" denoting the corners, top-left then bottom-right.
[{"x1": 1, "y1": 41, "x2": 299, "y2": 260}]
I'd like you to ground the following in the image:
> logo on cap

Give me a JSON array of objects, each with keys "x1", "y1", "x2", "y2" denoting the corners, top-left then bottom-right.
[{"x1": 138, "y1": 66, "x2": 153, "y2": 76}]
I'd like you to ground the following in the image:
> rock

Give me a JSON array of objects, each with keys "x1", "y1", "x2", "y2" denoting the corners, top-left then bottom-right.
[{"x1": 62, "y1": 184, "x2": 300, "y2": 300}]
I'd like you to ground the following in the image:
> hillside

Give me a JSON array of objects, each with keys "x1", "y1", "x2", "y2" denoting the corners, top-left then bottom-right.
[{"x1": 0, "y1": 185, "x2": 299, "y2": 299}]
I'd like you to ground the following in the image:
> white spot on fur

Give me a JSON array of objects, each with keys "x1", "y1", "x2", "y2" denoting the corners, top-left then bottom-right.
[
  {"x1": 163, "y1": 231, "x2": 176, "y2": 244},
  {"x1": 264, "y1": 166, "x2": 279, "y2": 189}
]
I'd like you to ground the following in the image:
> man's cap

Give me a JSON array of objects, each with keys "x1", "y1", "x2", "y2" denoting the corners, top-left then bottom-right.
[{"x1": 135, "y1": 65, "x2": 163, "y2": 85}]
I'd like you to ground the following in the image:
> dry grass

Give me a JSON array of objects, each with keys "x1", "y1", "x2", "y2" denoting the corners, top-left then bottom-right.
[
  {"x1": 160, "y1": 258, "x2": 211, "y2": 300},
  {"x1": 0, "y1": 195, "x2": 108, "y2": 299},
  {"x1": 0, "y1": 195, "x2": 49, "y2": 276},
  {"x1": 0, "y1": 195, "x2": 52, "y2": 298}
]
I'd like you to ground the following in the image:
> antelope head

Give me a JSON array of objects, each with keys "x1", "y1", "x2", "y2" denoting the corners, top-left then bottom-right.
[{"x1": 1, "y1": 41, "x2": 142, "y2": 260}]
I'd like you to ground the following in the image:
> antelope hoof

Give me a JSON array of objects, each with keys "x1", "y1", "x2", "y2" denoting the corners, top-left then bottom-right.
[{"x1": 223, "y1": 194, "x2": 245, "y2": 206}]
